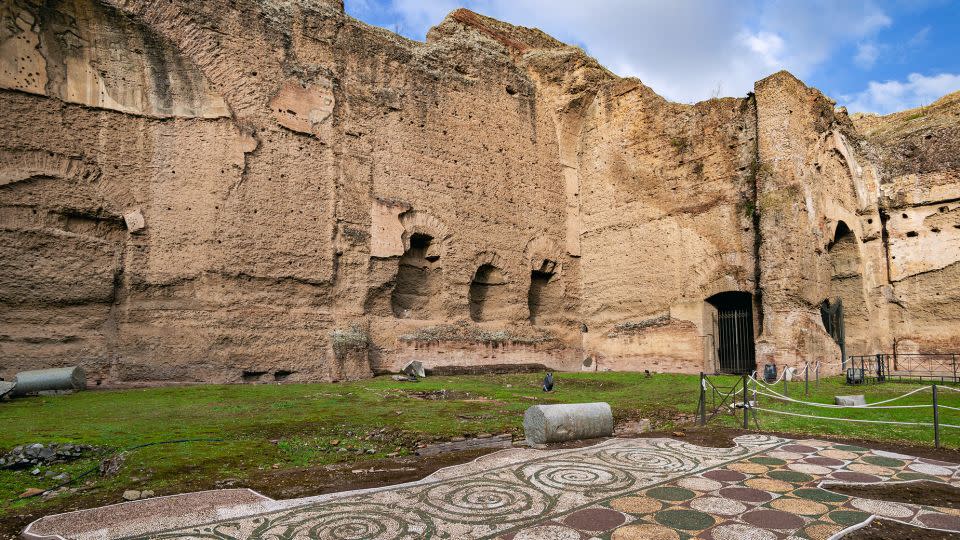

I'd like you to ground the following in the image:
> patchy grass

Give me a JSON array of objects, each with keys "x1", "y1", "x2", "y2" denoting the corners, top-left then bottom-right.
[
  {"x1": 0, "y1": 372, "x2": 695, "y2": 519},
  {"x1": 2, "y1": 372, "x2": 960, "y2": 522}
]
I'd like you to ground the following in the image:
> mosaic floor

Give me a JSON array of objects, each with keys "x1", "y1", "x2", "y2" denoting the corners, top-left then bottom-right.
[{"x1": 25, "y1": 435, "x2": 960, "y2": 540}]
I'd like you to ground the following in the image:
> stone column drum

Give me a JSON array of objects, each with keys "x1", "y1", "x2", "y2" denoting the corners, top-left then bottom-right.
[{"x1": 523, "y1": 402, "x2": 613, "y2": 445}]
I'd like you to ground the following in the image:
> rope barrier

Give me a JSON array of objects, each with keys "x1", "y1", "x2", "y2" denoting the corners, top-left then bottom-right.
[
  {"x1": 750, "y1": 376, "x2": 932, "y2": 408},
  {"x1": 752, "y1": 388, "x2": 932, "y2": 409},
  {"x1": 753, "y1": 407, "x2": 936, "y2": 426}
]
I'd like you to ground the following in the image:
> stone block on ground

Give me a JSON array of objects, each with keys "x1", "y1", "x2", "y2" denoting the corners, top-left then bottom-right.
[
  {"x1": 835, "y1": 395, "x2": 866, "y2": 406},
  {"x1": 0, "y1": 381, "x2": 15, "y2": 399},
  {"x1": 523, "y1": 402, "x2": 613, "y2": 445},
  {"x1": 402, "y1": 361, "x2": 425, "y2": 378}
]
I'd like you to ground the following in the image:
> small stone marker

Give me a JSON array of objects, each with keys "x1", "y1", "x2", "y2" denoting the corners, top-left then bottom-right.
[
  {"x1": 523, "y1": 402, "x2": 613, "y2": 445},
  {"x1": 835, "y1": 395, "x2": 866, "y2": 406},
  {"x1": 123, "y1": 208, "x2": 146, "y2": 233}
]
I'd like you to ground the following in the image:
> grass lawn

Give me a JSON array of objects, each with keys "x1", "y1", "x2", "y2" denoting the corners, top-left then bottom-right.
[{"x1": 1, "y1": 371, "x2": 959, "y2": 522}]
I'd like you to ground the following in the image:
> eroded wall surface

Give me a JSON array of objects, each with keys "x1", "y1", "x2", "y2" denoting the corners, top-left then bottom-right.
[{"x1": 1, "y1": 0, "x2": 957, "y2": 385}]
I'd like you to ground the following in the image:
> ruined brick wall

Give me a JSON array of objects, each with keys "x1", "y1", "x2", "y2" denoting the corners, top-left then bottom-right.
[{"x1": 1, "y1": 0, "x2": 957, "y2": 385}]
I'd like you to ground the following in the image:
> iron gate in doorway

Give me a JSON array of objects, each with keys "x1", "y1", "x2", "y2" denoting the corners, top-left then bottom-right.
[{"x1": 715, "y1": 308, "x2": 756, "y2": 374}]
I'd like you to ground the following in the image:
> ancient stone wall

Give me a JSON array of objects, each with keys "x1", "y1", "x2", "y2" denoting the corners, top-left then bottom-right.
[{"x1": 1, "y1": 0, "x2": 957, "y2": 385}]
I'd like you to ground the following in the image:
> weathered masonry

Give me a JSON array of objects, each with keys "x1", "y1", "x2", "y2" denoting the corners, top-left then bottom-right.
[{"x1": 2, "y1": 0, "x2": 958, "y2": 386}]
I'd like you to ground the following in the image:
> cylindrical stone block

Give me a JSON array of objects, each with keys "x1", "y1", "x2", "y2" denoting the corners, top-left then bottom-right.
[
  {"x1": 523, "y1": 402, "x2": 613, "y2": 445},
  {"x1": 12, "y1": 367, "x2": 86, "y2": 396}
]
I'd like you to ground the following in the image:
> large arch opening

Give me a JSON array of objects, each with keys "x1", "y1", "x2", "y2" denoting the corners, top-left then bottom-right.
[
  {"x1": 706, "y1": 291, "x2": 756, "y2": 374},
  {"x1": 391, "y1": 233, "x2": 442, "y2": 318},
  {"x1": 469, "y1": 264, "x2": 510, "y2": 322},
  {"x1": 826, "y1": 221, "x2": 868, "y2": 356}
]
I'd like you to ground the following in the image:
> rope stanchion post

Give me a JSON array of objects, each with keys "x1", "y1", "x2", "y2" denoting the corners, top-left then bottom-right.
[
  {"x1": 816, "y1": 361, "x2": 820, "y2": 387},
  {"x1": 698, "y1": 372, "x2": 706, "y2": 426},
  {"x1": 783, "y1": 372, "x2": 788, "y2": 397},
  {"x1": 805, "y1": 363, "x2": 809, "y2": 397},
  {"x1": 742, "y1": 373, "x2": 749, "y2": 429},
  {"x1": 934, "y1": 384, "x2": 940, "y2": 449}
]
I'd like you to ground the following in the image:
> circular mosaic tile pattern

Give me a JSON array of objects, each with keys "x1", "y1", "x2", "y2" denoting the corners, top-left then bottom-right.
[
  {"x1": 794, "y1": 488, "x2": 848, "y2": 503},
  {"x1": 836, "y1": 444, "x2": 868, "y2": 452},
  {"x1": 766, "y1": 450, "x2": 803, "y2": 461},
  {"x1": 610, "y1": 496, "x2": 661, "y2": 514},
  {"x1": 861, "y1": 455, "x2": 905, "y2": 468},
  {"x1": 703, "y1": 469, "x2": 746, "y2": 482},
  {"x1": 744, "y1": 478, "x2": 793, "y2": 492},
  {"x1": 750, "y1": 456, "x2": 786, "y2": 466},
  {"x1": 703, "y1": 522, "x2": 777, "y2": 540},
  {"x1": 514, "y1": 525, "x2": 581, "y2": 540},
  {"x1": 654, "y1": 509, "x2": 715, "y2": 531},
  {"x1": 717, "y1": 486, "x2": 772, "y2": 503},
  {"x1": 850, "y1": 498, "x2": 915, "y2": 519},
  {"x1": 828, "y1": 510, "x2": 871, "y2": 526},
  {"x1": 782, "y1": 444, "x2": 818, "y2": 454},
  {"x1": 920, "y1": 457, "x2": 956, "y2": 467},
  {"x1": 562, "y1": 508, "x2": 627, "y2": 531},
  {"x1": 803, "y1": 522, "x2": 843, "y2": 540},
  {"x1": 690, "y1": 496, "x2": 747, "y2": 516},
  {"x1": 909, "y1": 462, "x2": 953, "y2": 476},
  {"x1": 677, "y1": 476, "x2": 722, "y2": 492},
  {"x1": 611, "y1": 523, "x2": 680, "y2": 540},
  {"x1": 897, "y1": 471, "x2": 944, "y2": 482},
  {"x1": 788, "y1": 463, "x2": 831, "y2": 475},
  {"x1": 847, "y1": 463, "x2": 893, "y2": 476},
  {"x1": 646, "y1": 487, "x2": 696, "y2": 502},
  {"x1": 770, "y1": 497, "x2": 829, "y2": 515},
  {"x1": 819, "y1": 449, "x2": 858, "y2": 460},
  {"x1": 805, "y1": 456, "x2": 845, "y2": 467},
  {"x1": 918, "y1": 512, "x2": 960, "y2": 530},
  {"x1": 742, "y1": 509, "x2": 805, "y2": 530},
  {"x1": 830, "y1": 471, "x2": 881, "y2": 483},
  {"x1": 727, "y1": 462, "x2": 768, "y2": 474},
  {"x1": 768, "y1": 470, "x2": 813, "y2": 483}
]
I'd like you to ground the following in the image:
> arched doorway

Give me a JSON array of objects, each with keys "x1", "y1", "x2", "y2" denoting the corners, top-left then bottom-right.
[{"x1": 707, "y1": 291, "x2": 756, "y2": 374}]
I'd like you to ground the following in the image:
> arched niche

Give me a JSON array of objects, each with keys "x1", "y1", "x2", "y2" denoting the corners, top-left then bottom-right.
[
  {"x1": 390, "y1": 211, "x2": 449, "y2": 319},
  {"x1": 468, "y1": 251, "x2": 512, "y2": 322}
]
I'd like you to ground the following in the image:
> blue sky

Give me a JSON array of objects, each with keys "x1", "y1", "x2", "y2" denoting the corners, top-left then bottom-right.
[{"x1": 345, "y1": 0, "x2": 960, "y2": 114}]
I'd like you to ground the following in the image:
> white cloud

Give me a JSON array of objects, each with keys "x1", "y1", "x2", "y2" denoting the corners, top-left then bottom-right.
[
  {"x1": 845, "y1": 72, "x2": 960, "y2": 114},
  {"x1": 854, "y1": 42, "x2": 880, "y2": 69},
  {"x1": 347, "y1": 0, "x2": 894, "y2": 103}
]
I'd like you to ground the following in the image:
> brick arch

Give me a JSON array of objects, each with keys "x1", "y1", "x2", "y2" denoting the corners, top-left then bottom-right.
[
  {"x1": 399, "y1": 210, "x2": 451, "y2": 259},
  {"x1": 0, "y1": 150, "x2": 100, "y2": 188},
  {"x1": 523, "y1": 235, "x2": 562, "y2": 274}
]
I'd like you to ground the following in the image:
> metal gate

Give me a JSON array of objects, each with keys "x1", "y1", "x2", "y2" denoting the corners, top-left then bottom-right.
[
  {"x1": 820, "y1": 298, "x2": 845, "y2": 366},
  {"x1": 715, "y1": 308, "x2": 756, "y2": 374}
]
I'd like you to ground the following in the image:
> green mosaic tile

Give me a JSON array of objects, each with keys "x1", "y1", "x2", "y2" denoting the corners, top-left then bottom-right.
[
  {"x1": 794, "y1": 488, "x2": 848, "y2": 503},
  {"x1": 654, "y1": 509, "x2": 715, "y2": 531},
  {"x1": 829, "y1": 510, "x2": 872, "y2": 526},
  {"x1": 861, "y1": 455, "x2": 906, "y2": 468},
  {"x1": 646, "y1": 487, "x2": 696, "y2": 502},
  {"x1": 768, "y1": 470, "x2": 814, "y2": 483}
]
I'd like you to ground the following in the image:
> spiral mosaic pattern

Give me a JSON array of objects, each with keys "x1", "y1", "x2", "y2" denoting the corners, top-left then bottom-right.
[
  {"x1": 596, "y1": 445, "x2": 699, "y2": 473},
  {"x1": 422, "y1": 479, "x2": 551, "y2": 523},
  {"x1": 524, "y1": 460, "x2": 636, "y2": 493}
]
